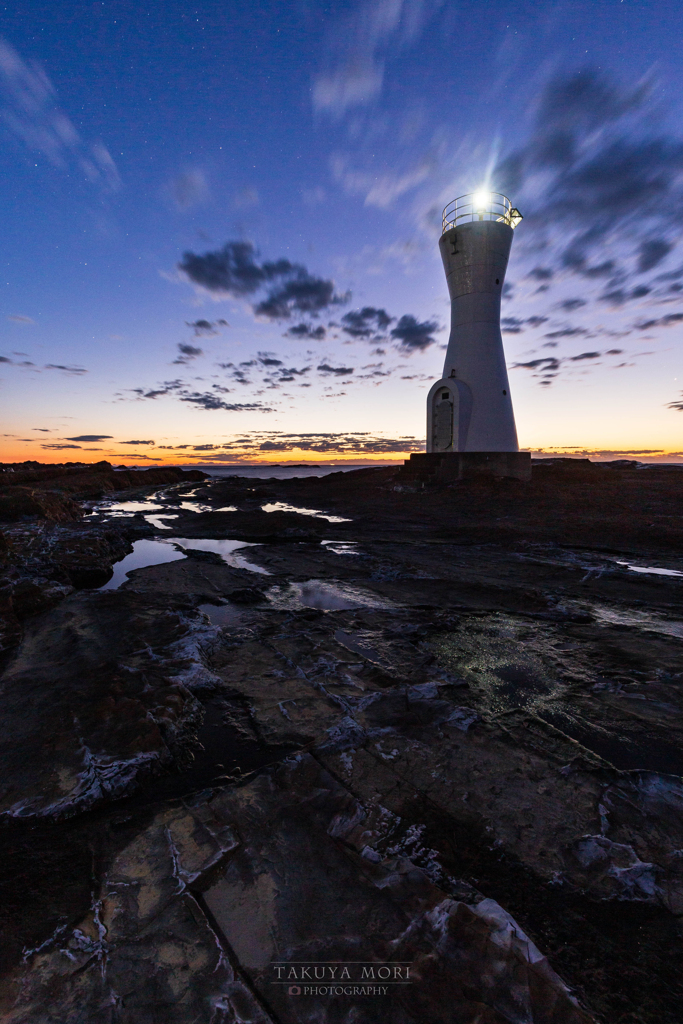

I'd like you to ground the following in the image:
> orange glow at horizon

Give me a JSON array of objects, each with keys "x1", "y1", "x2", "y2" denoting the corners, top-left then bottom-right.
[
  {"x1": 1, "y1": 438, "x2": 683, "y2": 467},
  {"x1": 0, "y1": 441, "x2": 416, "y2": 466}
]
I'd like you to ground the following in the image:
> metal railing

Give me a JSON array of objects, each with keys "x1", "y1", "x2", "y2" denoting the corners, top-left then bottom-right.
[{"x1": 442, "y1": 193, "x2": 522, "y2": 234}]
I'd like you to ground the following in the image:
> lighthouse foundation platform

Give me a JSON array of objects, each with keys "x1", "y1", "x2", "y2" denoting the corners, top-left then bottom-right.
[{"x1": 397, "y1": 451, "x2": 531, "y2": 487}]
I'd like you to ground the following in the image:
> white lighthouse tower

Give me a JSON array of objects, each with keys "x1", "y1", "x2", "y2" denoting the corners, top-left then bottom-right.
[
  {"x1": 401, "y1": 192, "x2": 530, "y2": 484},
  {"x1": 428, "y1": 191, "x2": 522, "y2": 452}
]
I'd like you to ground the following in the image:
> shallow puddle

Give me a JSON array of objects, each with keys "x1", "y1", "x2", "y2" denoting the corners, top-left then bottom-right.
[
  {"x1": 145, "y1": 514, "x2": 179, "y2": 530},
  {"x1": 90, "y1": 487, "x2": 236, "y2": 522},
  {"x1": 266, "y1": 579, "x2": 394, "y2": 611},
  {"x1": 90, "y1": 499, "x2": 165, "y2": 517},
  {"x1": 321, "y1": 540, "x2": 360, "y2": 555},
  {"x1": 99, "y1": 537, "x2": 269, "y2": 590},
  {"x1": 261, "y1": 501, "x2": 351, "y2": 523},
  {"x1": 177, "y1": 500, "x2": 214, "y2": 513},
  {"x1": 99, "y1": 539, "x2": 187, "y2": 590},
  {"x1": 168, "y1": 537, "x2": 270, "y2": 575},
  {"x1": 616, "y1": 561, "x2": 683, "y2": 578}
]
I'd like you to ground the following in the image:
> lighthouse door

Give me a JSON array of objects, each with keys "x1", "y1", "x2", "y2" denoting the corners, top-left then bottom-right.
[{"x1": 433, "y1": 390, "x2": 454, "y2": 451}]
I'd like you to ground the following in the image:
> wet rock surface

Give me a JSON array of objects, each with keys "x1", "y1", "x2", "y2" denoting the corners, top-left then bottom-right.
[{"x1": 1, "y1": 461, "x2": 683, "y2": 1022}]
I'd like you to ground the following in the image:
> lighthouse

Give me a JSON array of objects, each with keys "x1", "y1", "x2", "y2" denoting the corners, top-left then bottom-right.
[
  {"x1": 400, "y1": 192, "x2": 530, "y2": 484},
  {"x1": 428, "y1": 191, "x2": 522, "y2": 452}
]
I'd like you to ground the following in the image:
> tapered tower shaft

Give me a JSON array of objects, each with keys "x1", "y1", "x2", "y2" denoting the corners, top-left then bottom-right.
[{"x1": 427, "y1": 193, "x2": 522, "y2": 453}]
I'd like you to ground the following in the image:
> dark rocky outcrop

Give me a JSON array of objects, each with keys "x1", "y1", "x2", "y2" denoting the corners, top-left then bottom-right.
[
  {"x1": 174, "y1": 508, "x2": 325, "y2": 542},
  {"x1": 0, "y1": 462, "x2": 682, "y2": 1022},
  {"x1": 0, "y1": 461, "x2": 207, "y2": 521}
]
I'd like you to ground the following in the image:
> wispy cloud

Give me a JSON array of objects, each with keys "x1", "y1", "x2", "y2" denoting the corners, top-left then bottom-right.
[
  {"x1": 45, "y1": 364, "x2": 87, "y2": 375},
  {"x1": 284, "y1": 322, "x2": 326, "y2": 340},
  {"x1": 233, "y1": 186, "x2": 259, "y2": 209},
  {"x1": 180, "y1": 394, "x2": 272, "y2": 412},
  {"x1": 0, "y1": 354, "x2": 35, "y2": 366},
  {"x1": 599, "y1": 285, "x2": 651, "y2": 306},
  {"x1": 0, "y1": 38, "x2": 120, "y2": 189},
  {"x1": 633, "y1": 311, "x2": 683, "y2": 330},
  {"x1": 164, "y1": 169, "x2": 208, "y2": 210},
  {"x1": 332, "y1": 153, "x2": 434, "y2": 208},
  {"x1": 543, "y1": 327, "x2": 590, "y2": 340},
  {"x1": 512, "y1": 347, "x2": 625, "y2": 385},
  {"x1": 501, "y1": 316, "x2": 549, "y2": 334},
  {"x1": 494, "y1": 68, "x2": 683, "y2": 296},
  {"x1": 129, "y1": 377, "x2": 273, "y2": 413},
  {"x1": 186, "y1": 318, "x2": 228, "y2": 336},
  {"x1": 312, "y1": 0, "x2": 443, "y2": 116}
]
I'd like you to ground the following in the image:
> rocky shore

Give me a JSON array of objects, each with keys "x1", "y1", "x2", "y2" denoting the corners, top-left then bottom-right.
[{"x1": 0, "y1": 458, "x2": 682, "y2": 1023}]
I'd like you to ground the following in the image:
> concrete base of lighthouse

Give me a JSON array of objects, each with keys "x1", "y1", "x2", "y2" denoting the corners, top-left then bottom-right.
[{"x1": 398, "y1": 451, "x2": 531, "y2": 486}]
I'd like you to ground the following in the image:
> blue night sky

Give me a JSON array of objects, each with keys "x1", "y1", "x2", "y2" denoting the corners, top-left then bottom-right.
[{"x1": 1, "y1": 0, "x2": 683, "y2": 464}]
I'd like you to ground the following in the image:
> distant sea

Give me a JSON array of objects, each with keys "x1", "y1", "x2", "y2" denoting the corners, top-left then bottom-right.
[
  {"x1": 180, "y1": 462, "x2": 402, "y2": 480},
  {"x1": 113, "y1": 458, "x2": 683, "y2": 481}
]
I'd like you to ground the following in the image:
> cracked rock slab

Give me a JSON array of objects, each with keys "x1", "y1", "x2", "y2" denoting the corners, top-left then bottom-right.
[
  {"x1": 0, "y1": 592, "x2": 212, "y2": 819},
  {"x1": 201, "y1": 754, "x2": 591, "y2": 1024},
  {"x1": 0, "y1": 798, "x2": 273, "y2": 1024}
]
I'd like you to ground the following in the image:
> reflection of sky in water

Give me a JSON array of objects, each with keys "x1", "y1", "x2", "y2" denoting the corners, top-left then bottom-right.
[
  {"x1": 99, "y1": 539, "x2": 186, "y2": 590},
  {"x1": 90, "y1": 486, "x2": 234, "y2": 515},
  {"x1": 267, "y1": 579, "x2": 393, "y2": 611},
  {"x1": 515, "y1": 549, "x2": 683, "y2": 581},
  {"x1": 177, "y1": 500, "x2": 213, "y2": 513},
  {"x1": 321, "y1": 540, "x2": 360, "y2": 555},
  {"x1": 107, "y1": 500, "x2": 161, "y2": 512},
  {"x1": 88, "y1": 489, "x2": 238, "y2": 529},
  {"x1": 99, "y1": 536, "x2": 269, "y2": 590},
  {"x1": 616, "y1": 561, "x2": 683, "y2": 578},
  {"x1": 169, "y1": 537, "x2": 270, "y2": 575},
  {"x1": 145, "y1": 514, "x2": 179, "y2": 530},
  {"x1": 88, "y1": 499, "x2": 164, "y2": 517},
  {"x1": 200, "y1": 580, "x2": 392, "y2": 625},
  {"x1": 262, "y1": 501, "x2": 351, "y2": 523}
]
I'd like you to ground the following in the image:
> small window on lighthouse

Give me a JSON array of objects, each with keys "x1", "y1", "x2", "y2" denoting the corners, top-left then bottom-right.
[{"x1": 441, "y1": 390, "x2": 450, "y2": 400}]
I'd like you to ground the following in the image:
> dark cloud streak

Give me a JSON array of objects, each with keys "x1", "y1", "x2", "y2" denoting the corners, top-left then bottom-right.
[
  {"x1": 65, "y1": 434, "x2": 113, "y2": 442},
  {"x1": 317, "y1": 363, "x2": 354, "y2": 376},
  {"x1": 178, "y1": 240, "x2": 349, "y2": 320},
  {"x1": 494, "y1": 68, "x2": 683, "y2": 297}
]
